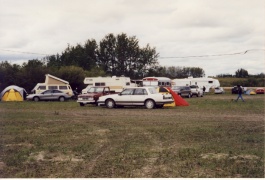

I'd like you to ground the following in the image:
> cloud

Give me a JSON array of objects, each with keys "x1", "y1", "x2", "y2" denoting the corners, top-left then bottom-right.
[{"x1": 0, "y1": 0, "x2": 264, "y2": 77}]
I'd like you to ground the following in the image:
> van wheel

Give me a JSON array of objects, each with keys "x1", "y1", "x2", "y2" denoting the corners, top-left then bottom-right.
[
  {"x1": 145, "y1": 99, "x2": 155, "y2": 109},
  {"x1": 106, "y1": 99, "x2": 115, "y2": 108},
  {"x1": 33, "y1": 96, "x2": 39, "y2": 102},
  {"x1": 59, "y1": 96, "x2": 65, "y2": 102}
]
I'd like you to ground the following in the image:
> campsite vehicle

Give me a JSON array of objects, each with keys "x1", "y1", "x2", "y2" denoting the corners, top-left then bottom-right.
[
  {"x1": 82, "y1": 76, "x2": 134, "y2": 94},
  {"x1": 142, "y1": 77, "x2": 171, "y2": 87},
  {"x1": 189, "y1": 85, "x2": 203, "y2": 97},
  {"x1": 26, "y1": 90, "x2": 72, "y2": 102},
  {"x1": 77, "y1": 86, "x2": 116, "y2": 106},
  {"x1": 215, "y1": 87, "x2": 225, "y2": 94},
  {"x1": 172, "y1": 86, "x2": 192, "y2": 98},
  {"x1": 255, "y1": 88, "x2": 264, "y2": 94},
  {"x1": 97, "y1": 87, "x2": 174, "y2": 109},
  {"x1": 172, "y1": 77, "x2": 220, "y2": 93},
  {"x1": 32, "y1": 74, "x2": 73, "y2": 96}
]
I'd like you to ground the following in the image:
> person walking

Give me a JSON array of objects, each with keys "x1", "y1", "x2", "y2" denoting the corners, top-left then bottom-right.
[{"x1": 235, "y1": 85, "x2": 245, "y2": 102}]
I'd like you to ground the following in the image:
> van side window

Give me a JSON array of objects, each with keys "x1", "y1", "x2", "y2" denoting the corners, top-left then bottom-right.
[
  {"x1": 59, "y1": 86, "x2": 68, "y2": 90},
  {"x1": 38, "y1": 86, "x2": 46, "y2": 90},
  {"x1": 48, "y1": 86, "x2": 58, "y2": 90}
]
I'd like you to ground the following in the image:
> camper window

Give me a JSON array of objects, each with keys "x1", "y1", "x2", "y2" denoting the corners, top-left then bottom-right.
[
  {"x1": 59, "y1": 86, "x2": 68, "y2": 90},
  {"x1": 126, "y1": 82, "x2": 130, "y2": 86},
  {"x1": 95, "y1": 82, "x2": 106, "y2": 86},
  {"x1": 48, "y1": 86, "x2": 58, "y2": 90},
  {"x1": 208, "y1": 81, "x2": 213, "y2": 83}
]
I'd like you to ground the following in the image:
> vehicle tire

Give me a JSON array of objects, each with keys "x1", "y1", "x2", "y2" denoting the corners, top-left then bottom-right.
[
  {"x1": 145, "y1": 99, "x2": 155, "y2": 109},
  {"x1": 33, "y1": 96, "x2": 40, "y2": 102},
  {"x1": 59, "y1": 96, "x2": 65, "y2": 102},
  {"x1": 106, "y1": 99, "x2": 115, "y2": 108},
  {"x1": 196, "y1": 93, "x2": 199, "y2": 97},
  {"x1": 80, "y1": 103, "x2": 85, "y2": 106}
]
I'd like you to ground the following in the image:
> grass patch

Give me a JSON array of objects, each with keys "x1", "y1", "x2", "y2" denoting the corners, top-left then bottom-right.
[{"x1": 0, "y1": 95, "x2": 264, "y2": 178}]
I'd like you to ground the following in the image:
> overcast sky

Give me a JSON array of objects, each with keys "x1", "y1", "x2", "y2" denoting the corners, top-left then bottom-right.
[{"x1": 0, "y1": 0, "x2": 264, "y2": 77}]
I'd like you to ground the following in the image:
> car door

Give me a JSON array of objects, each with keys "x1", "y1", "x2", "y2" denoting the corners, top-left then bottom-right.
[
  {"x1": 115, "y1": 88, "x2": 134, "y2": 105},
  {"x1": 131, "y1": 88, "x2": 148, "y2": 105},
  {"x1": 40, "y1": 90, "x2": 53, "y2": 100}
]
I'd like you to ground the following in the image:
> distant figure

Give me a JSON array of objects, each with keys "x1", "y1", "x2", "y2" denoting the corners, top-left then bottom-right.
[
  {"x1": 203, "y1": 86, "x2": 206, "y2": 94},
  {"x1": 235, "y1": 85, "x2": 245, "y2": 102}
]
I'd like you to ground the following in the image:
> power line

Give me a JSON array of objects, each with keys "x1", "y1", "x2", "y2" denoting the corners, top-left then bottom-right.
[
  {"x1": 159, "y1": 49, "x2": 265, "y2": 59},
  {"x1": 0, "y1": 48, "x2": 264, "y2": 59},
  {"x1": 0, "y1": 48, "x2": 50, "y2": 56}
]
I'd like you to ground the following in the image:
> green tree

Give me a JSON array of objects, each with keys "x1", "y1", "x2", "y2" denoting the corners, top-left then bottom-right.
[
  {"x1": 97, "y1": 33, "x2": 159, "y2": 78},
  {"x1": 235, "y1": 68, "x2": 248, "y2": 78},
  {"x1": 0, "y1": 61, "x2": 22, "y2": 90},
  {"x1": 20, "y1": 59, "x2": 48, "y2": 92},
  {"x1": 56, "y1": 66, "x2": 86, "y2": 91}
]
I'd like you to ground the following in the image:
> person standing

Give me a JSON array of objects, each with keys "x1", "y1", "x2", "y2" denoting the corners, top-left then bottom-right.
[
  {"x1": 235, "y1": 85, "x2": 245, "y2": 102},
  {"x1": 203, "y1": 86, "x2": 206, "y2": 95}
]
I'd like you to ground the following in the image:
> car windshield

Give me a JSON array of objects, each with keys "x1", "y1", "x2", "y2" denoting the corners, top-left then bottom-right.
[
  {"x1": 88, "y1": 87, "x2": 104, "y2": 93},
  {"x1": 148, "y1": 87, "x2": 158, "y2": 94}
]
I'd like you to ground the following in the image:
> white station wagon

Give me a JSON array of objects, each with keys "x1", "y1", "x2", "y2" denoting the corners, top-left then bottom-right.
[{"x1": 97, "y1": 87, "x2": 174, "y2": 109}]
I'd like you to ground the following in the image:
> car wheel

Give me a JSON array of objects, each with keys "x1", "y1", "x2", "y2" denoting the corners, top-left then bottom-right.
[
  {"x1": 106, "y1": 99, "x2": 115, "y2": 108},
  {"x1": 145, "y1": 99, "x2": 155, "y2": 109},
  {"x1": 33, "y1": 96, "x2": 40, "y2": 102},
  {"x1": 59, "y1": 96, "x2": 65, "y2": 102}
]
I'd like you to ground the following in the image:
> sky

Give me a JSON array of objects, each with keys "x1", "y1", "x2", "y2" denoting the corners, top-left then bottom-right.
[{"x1": 0, "y1": 0, "x2": 264, "y2": 77}]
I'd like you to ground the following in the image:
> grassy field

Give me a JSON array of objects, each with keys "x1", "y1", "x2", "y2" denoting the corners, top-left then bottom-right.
[{"x1": 0, "y1": 93, "x2": 264, "y2": 178}]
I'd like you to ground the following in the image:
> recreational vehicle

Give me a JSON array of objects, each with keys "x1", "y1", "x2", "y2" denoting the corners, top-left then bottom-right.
[
  {"x1": 32, "y1": 74, "x2": 73, "y2": 96},
  {"x1": 142, "y1": 77, "x2": 172, "y2": 87},
  {"x1": 172, "y1": 77, "x2": 220, "y2": 92},
  {"x1": 82, "y1": 76, "x2": 135, "y2": 94}
]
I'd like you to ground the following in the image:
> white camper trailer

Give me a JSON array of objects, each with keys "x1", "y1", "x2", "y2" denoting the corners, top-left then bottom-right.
[
  {"x1": 172, "y1": 77, "x2": 220, "y2": 92},
  {"x1": 82, "y1": 76, "x2": 134, "y2": 94},
  {"x1": 32, "y1": 74, "x2": 73, "y2": 96},
  {"x1": 142, "y1": 77, "x2": 171, "y2": 87}
]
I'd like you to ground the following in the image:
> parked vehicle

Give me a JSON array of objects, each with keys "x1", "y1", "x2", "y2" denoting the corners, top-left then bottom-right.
[
  {"x1": 97, "y1": 87, "x2": 174, "y2": 109},
  {"x1": 215, "y1": 87, "x2": 225, "y2": 94},
  {"x1": 255, "y1": 88, "x2": 264, "y2": 94},
  {"x1": 173, "y1": 86, "x2": 192, "y2": 98},
  {"x1": 231, "y1": 86, "x2": 247, "y2": 94},
  {"x1": 172, "y1": 77, "x2": 220, "y2": 93},
  {"x1": 82, "y1": 76, "x2": 135, "y2": 94},
  {"x1": 26, "y1": 90, "x2": 71, "y2": 102},
  {"x1": 190, "y1": 85, "x2": 203, "y2": 97},
  {"x1": 142, "y1": 77, "x2": 171, "y2": 87},
  {"x1": 77, "y1": 86, "x2": 116, "y2": 106},
  {"x1": 32, "y1": 74, "x2": 73, "y2": 96}
]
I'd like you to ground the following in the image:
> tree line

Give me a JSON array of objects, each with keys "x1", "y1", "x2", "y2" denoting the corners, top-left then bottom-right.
[
  {"x1": 2, "y1": 33, "x2": 263, "y2": 93},
  {"x1": 0, "y1": 33, "x2": 205, "y2": 93}
]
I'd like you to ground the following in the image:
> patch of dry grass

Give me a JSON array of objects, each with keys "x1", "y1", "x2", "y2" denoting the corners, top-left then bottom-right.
[{"x1": 0, "y1": 94, "x2": 264, "y2": 178}]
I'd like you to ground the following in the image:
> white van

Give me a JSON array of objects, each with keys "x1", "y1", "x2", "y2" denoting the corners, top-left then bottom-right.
[
  {"x1": 32, "y1": 84, "x2": 73, "y2": 96},
  {"x1": 31, "y1": 74, "x2": 74, "y2": 96}
]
